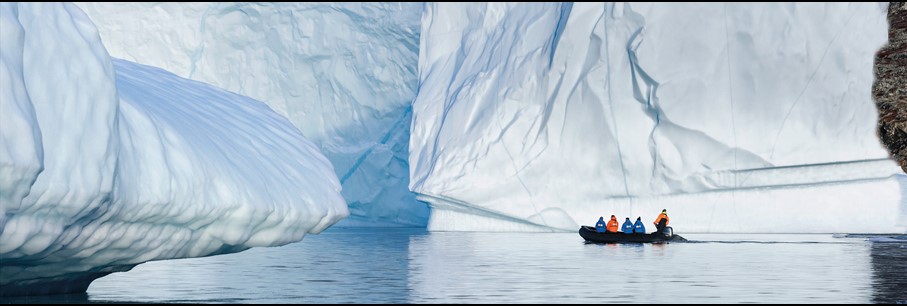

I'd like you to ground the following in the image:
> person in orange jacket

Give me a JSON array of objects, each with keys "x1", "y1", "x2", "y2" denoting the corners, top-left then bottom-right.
[
  {"x1": 606, "y1": 215, "x2": 619, "y2": 233},
  {"x1": 653, "y1": 209, "x2": 670, "y2": 234}
]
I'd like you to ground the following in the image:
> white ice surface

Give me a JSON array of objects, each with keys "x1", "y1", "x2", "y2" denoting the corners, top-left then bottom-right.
[
  {"x1": 0, "y1": 2, "x2": 346, "y2": 294},
  {"x1": 409, "y1": 2, "x2": 905, "y2": 233},
  {"x1": 76, "y1": 2, "x2": 428, "y2": 226}
]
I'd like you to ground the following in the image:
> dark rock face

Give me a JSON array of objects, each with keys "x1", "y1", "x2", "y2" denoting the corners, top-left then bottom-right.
[{"x1": 874, "y1": 2, "x2": 907, "y2": 174}]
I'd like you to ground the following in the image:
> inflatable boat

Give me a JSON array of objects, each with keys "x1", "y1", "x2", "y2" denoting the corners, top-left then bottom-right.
[{"x1": 579, "y1": 226, "x2": 687, "y2": 243}]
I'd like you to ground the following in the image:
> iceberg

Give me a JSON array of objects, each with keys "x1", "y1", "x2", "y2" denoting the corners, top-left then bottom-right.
[
  {"x1": 0, "y1": 3, "x2": 346, "y2": 296},
  {"x1": 410, "y1": 2, "x2": 905, "y2": 233},
  {"x1": 75, "y1": 2, "x2": 428, "y2": 226}
]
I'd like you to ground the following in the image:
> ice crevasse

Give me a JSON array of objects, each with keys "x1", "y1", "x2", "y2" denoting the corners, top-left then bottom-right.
[
  {"x1": 409, "y1": 2, "x2": 907, "y2": 233},
  {"x1": 0, "y1": 3, "x2": 347, "y2": 296}
]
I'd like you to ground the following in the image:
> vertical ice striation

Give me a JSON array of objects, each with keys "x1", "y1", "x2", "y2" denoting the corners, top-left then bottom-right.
[
  {"x1": 410, "y1": 2, "x2": 905, "y2": 233},
  {"x1": 0, "y1": 3, "x2": 43, "y2": 214},
  {"x1": 76, "y1": 2, "x2": 428, "y2": 226},
  {"x1": 1, "y1": 3, "x2": 346, "y2": 296}
]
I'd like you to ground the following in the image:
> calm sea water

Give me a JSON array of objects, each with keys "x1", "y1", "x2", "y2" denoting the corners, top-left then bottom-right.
[{"x1": 6, "y1": 228, "x2": 906, "y2": 303}]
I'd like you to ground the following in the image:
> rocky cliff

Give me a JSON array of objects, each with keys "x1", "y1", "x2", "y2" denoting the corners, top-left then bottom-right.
[{"x1": 874, "y1": 2, "x2": 907, "y2": 173}]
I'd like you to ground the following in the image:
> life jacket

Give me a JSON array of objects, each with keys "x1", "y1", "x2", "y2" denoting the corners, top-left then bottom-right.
[
  {"x1": 621, "y1": 219, "x2": 634, "y2": 234},
  {"x1": 595, "y1": 217, "x2": 606, "y2": 233},
  {"x1": 654, "y1": 213, "x2": 670, "y2": 226},
  {"x1": 633, "y1": 219, "x2": 646, "y2": 233},
  {"x1": 606, "y1": 217, "x2": 619, "y2": 232}
]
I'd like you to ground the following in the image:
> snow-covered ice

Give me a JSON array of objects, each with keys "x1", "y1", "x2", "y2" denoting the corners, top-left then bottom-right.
[
  {"x1": 0, "y1": 3, "x2": 346, "y2": 295},
  {"x1": 76, "y1": 2, "x2": 428, "y2": 226},
  {"x1": 79, "y1": 2, "x2": 902, "y2": 233},
  {"x1": 409, "y1": 2, "x2": 905, "y2": 233}
]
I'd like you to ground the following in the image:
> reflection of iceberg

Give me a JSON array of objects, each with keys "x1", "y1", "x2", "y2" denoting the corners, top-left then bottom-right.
[
  {"x1": 0, "y1": 3, "x2": 345, "y2": 296},
  {"x1": 409, "y1": 3, "x2": 904, "y2": 233},
  {"x1": 405, "y1": 232, "x2": 877, "y2": 303},
  {"x1": 86, "y1": 228, "x2": 418, "y2": 303},
  {"x1": 76, "y1": 2, "x2": 428, "y2": 226}
]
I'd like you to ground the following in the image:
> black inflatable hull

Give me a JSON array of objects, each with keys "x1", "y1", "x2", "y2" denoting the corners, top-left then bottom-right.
[{"x1": 579, "y1": 226, "x2": 686, "y2": 243}]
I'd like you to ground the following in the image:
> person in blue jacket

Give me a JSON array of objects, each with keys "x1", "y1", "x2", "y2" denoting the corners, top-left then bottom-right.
[
  {"x1": 633, "y1": 217, "x2": 646, "y2": 234},
  {"x1": 621, "y1": 217, "x2": 634, "y2": 234},
  {"x1": 595, "y1": 216, "x2": 607, "y2": 233}
]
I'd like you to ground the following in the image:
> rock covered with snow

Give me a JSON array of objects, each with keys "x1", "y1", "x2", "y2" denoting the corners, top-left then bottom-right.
[{"x1": 0, "y1": 2, "x2": 346, "y2": 296}]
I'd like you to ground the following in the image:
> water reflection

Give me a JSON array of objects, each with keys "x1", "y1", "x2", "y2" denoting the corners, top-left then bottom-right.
[
  {"x1": 869, "y1": 241, "x2": 907, "y2": 304},
  {"x1": 1, "y1": 229, "x2": 904, "y2": 304},
  {"x1": 405, "y1": 232, "x2": 885, "y2": 303},
  {"x1": 0, "y1": 293, "x2": 89, "y2": 304},
  {"x1": 87, "y1": 227, "x2": 423, "y2": 303}
]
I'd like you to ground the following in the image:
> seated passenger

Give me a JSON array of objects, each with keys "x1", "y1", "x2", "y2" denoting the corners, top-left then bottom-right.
[
  {"x1": 595, "y1": 216, "x2": 606, "y2": 233},
  {"x1": 633, "y1": 217, "x2": 646, "y2": 234},
  {"x1": 621, "y1": 217, "x2": 634, "y2": 234},
  {"x1": 606, "y1": 215, "x2": 619, "y2": 233}
]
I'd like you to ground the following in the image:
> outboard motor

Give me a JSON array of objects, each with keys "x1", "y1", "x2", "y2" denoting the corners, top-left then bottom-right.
[{"x1": 661, "y1": 226, "x2": 673, "y2": 238}]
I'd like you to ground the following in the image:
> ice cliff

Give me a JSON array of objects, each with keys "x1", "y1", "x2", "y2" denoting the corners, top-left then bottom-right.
[
  {"x1": 75, "y1": 2, "x2": 428, "y2": 226},
  {"x1": 0, "y1": 3, "x2": 346, "y2": 295},
  {"x1": 83, "y1": 2, "x2": 901, "y2": 233},
  {"x1": 409, "y1": 2, "x2": 906, "y2": 233}
]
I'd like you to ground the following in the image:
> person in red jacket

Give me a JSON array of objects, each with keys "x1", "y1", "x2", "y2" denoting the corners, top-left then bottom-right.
[
  {"x1": 606, "y1": 215, "x2": 619, "y2": 233},
  {"x1": 653, "y1": 209, "x2": 670, "y2": 234}
]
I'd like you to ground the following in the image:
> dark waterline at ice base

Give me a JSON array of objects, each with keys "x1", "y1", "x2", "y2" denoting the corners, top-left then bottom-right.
[{"x1": 5, "y1": 228, "x2": 906, "y2": 304}]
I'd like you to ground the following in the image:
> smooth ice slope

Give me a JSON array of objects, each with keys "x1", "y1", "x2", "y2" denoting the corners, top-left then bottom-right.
[
  {"x1": 76, "y1": 2, "x2": 427, "y2": 226},
  {"x1": 0, "y1": 3, "x2": 346, "y2": 296},
  {"x1": 410, "y1": 2, "x2": 905, "y2": 233}
]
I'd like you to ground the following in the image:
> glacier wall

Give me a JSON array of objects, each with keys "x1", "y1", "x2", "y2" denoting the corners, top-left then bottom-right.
[
  {"x1": 410, "y1": 2, "x2": 906, "y2": 233},
  {"x1": 75, "y1": 2, "x2": 428, "y2": 226},
  {"x1": 0, "y1": 3, "x2": 346, "y2": 296}
]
